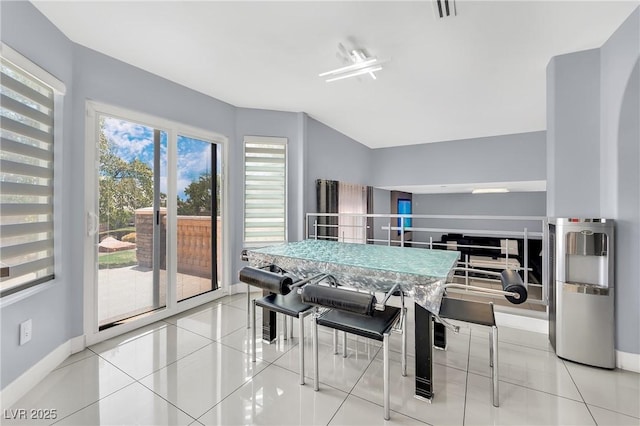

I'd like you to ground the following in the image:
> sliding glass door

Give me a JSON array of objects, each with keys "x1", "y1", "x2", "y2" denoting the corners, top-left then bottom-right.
[
  {"x1": 176, "y1": 135, "x2": 221, "y2": 301},
  {"x1": 96, "y1": 116, "x2": 167, "y2": 328},
  {"x1": 88, "y1": 104, "x2": 225, "y2": 335}
]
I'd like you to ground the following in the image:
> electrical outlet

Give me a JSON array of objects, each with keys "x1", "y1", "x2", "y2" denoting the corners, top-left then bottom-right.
[{"x1": 19, "y1": 319, "x2": 32, "y2": 345}]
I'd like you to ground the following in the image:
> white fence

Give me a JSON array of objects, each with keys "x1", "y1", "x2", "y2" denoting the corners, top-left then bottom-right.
[{"x1": 305, "y1": 213, "x2": 548, "y2": 307}]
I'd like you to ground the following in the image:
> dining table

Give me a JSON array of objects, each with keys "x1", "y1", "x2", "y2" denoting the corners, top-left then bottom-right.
[{"x1": 246, "y1": 239, "x2": 460, "y2": 401}]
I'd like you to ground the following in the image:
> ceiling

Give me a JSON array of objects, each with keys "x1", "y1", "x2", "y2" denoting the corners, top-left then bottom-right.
[{"x1": 32, "y1": 1, "x2": 637, "y2": 150}]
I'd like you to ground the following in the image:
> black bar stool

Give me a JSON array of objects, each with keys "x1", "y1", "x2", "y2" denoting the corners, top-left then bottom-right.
[
  {"x1": 301, "y1": 284, "x2": 406, "y2": 420},
  {"x1": 239, "y1": 267, "x2": 314, "y2": 385}
]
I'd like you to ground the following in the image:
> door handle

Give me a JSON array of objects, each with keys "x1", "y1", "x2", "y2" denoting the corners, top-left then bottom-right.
[{"x1": 87, "y1": 212, "x2": 99, "y2": 236}]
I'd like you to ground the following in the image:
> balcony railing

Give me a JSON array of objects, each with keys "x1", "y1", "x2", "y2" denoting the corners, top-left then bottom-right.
[{"x1": 305, "y1": 213, "x2": 547, "y2": 311}]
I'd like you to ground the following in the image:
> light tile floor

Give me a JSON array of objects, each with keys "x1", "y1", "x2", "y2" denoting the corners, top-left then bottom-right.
[{"x1": 4, "y1": 293, "x2": 640, "y2": 426}]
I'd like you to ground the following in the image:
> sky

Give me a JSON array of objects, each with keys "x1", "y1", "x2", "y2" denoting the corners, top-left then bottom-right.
[{"x1": 101, "y1": 117, "x2": 219, "y2": 200}]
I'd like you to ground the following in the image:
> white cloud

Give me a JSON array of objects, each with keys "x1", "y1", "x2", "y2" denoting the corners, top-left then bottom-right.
[
  {"x1": 102, "y1": 117, "x2": 154, "y2": 160},
  {"x1": 102, "y1": 119, "x2": 215, "y2": 198}
]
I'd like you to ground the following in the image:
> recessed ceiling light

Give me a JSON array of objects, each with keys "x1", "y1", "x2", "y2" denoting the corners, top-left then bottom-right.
[{"x1": 472, "y1": 188, "x2": 510, "y2": 194}]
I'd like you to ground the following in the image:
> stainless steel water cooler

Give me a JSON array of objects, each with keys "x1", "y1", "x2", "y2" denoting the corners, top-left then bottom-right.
[{"x1": 548, "y1": 218, "x2": 615, "y2": 368}]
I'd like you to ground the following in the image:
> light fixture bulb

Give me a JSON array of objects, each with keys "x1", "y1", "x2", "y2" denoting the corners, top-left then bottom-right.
[
  {"x1": 318, "y1": 58, "x2": 378, "y2": 77},
  {"x1": 319, "y1": 46, "x2": 386, "y2": 82},
  {"x1": 471, "y1": 188, "x2": 510, "y2": 194},
  {"x1": 325, "y1": 66, "x2": 383, "y2": 82}
]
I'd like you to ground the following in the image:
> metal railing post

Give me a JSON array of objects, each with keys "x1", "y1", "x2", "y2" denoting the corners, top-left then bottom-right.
[
  {"x1": 465, "y1": 254, "x2": 470, "y2": 288},
  {"x1": 303, "y1": 212, "x2": 547, "y2": 306},
  {"x1": 505, "y1": 239, "x2": 509, "y2": 265},
  {"x1": 524, "y1": 228, "x2": 529, "y2": 286}
]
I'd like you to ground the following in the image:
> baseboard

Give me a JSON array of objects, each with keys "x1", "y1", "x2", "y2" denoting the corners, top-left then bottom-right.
[
  {"x1": 493, "y1": 311, "x2": 639, "y2": 373},
  {"x1": 69, "y1": 335, "x2": 86, "y2": 355},
  {"x1": 494, "y1": 310, "x2": 548, "y2": 334},
  {"x1": 0, "y1": 339, "x2": 74, "y2": 409},
  {"x1": 616, "y1": 350, "x2": 640, "y2": 373}
]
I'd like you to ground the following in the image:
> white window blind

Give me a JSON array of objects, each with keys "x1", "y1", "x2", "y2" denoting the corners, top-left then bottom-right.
[
  {"x1": 243, "y1": 136, "x2": 286, "y2": 245},
  {"x1": 0, "y1": 54, "x2": 57, "y2": 296}
]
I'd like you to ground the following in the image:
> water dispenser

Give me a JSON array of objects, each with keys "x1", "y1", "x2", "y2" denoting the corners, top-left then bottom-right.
[{"x1": 548, "y1": 218, "x2": 615, "y2": 368}]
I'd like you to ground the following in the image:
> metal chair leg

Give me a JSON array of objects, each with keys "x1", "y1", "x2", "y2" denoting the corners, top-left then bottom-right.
[
  {"x1": 252, "y1": 300, "x2": 257, "y2": 363},
  {"x1": 312, "y1": 313, "x2": 319, "y2": 391},
  {"x1": 491, "y1": 325, "x2": 499, "y2": 407},
  {"x1": 282, "y1": 313, "x2": 287, "y2": 341},
  {"x1": 246, "y1": 284, "x2": 251, "y2": 329},
  {"x1": 383, "y1": 332, "x2": 390, "y2": 420},
  {"x1": 343, "y1": 331, "x2": 348, "y2": 358},
  {"x1": 289, "y1": 317, "x2": 294, "y2": 339},
  {"x1": 299, "y1": 313, "x2": 306, "y2": 385},
  {"x1": 401, "y1": 307, "x2": 407, "y2": 377},
  {"x1": 489, "y1": 329, "x2": 493, "y2": 368},
  {"x1": 333, "y1": 329, "x2": 338, "y2": 354}
]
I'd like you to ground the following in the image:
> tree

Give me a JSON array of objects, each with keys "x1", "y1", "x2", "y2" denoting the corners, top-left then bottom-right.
[
  {"x1": 177, "y1": 173, "x2": 221, "y2": 216},
  {"x1": 99, "y1": 125, "x2": 154, "y2": 230}
]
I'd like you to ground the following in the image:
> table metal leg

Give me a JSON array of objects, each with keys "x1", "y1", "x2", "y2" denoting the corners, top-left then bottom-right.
[
  {"x1": 415, "y1": 302, "x2": 434, "y2": 401},
  {"x1": 262, "y1": 290, "x2": 277, "y2": 343}
]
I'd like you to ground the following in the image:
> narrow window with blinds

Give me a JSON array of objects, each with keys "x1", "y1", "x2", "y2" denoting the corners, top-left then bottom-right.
[
  {"x1": 0, "y1": 54, "x2": 58, "y2": 296},
  {"x1": 243, "y1": 136, "x2": 287, "y2": 245}
]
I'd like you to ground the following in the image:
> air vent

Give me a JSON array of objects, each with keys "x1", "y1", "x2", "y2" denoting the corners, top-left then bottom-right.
[{"x1": 433, "y1": 0, "x2": 457, "y2": 18}]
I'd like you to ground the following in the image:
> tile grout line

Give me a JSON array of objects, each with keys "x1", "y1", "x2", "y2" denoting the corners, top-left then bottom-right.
[
  {"x1": 48, "y1": 360, "x2": 151, "y2": 426},
  {"x1": 561, "y1": 358, "x2": 601, "y2": 425},
  {"x1": 133, "y1": 341, "x2": 276, "y2": 422},
  {"x1": 194, "y1": 358, "x2": 276, "y2": 423},
  {"x1": 325, "y1": 339, "x2": 381, "y2": 426}
]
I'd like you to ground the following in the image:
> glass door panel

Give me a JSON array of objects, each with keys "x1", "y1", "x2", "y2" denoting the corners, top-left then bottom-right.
[
  {"x1": 97, "y1": 116, "x2": 167, "y2": 328},
  {"x1": 176, "y1": 135, "x2": 220, "y2": 301}
]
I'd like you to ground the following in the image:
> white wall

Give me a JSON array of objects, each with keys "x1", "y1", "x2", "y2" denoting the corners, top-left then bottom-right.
[
  {"x1": 305, "y1": 117, "x2": 372, "y2": 216},
  {"x1": 1, "y1": 1, "x2": 74, "y2": 389},
  {"x1": 546, "y1": 8, "x2": 640, "y2": 355},
  {"x1": 546, "y1": 49, "x2": 601, "y2": 217},
  {"x1": 370, "y1": 131, "x2": 546, "y2": 188}
]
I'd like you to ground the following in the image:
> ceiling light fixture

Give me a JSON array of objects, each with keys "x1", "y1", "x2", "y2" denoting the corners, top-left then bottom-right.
[
  {"x1": 319, "y1": 45, "x2": 385, "y2": 83},
  {"x1": 472, "y1": 188, "x2": 510, "y2": 194},
  {"x1": 325, "y1": 66, "x2": 383, "y2": 83}
]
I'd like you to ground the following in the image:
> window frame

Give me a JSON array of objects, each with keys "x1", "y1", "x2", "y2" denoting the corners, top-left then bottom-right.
[{"x1": 0, "y1": 43, "x2": 65, "y2": 300}]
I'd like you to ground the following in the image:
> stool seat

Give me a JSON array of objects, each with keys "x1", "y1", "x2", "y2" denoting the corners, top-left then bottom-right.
[
  {"x1": 317, "y1": 307, "x2": 401, "y2": 342},
  {"x1": 255, "y1": 292, "x2": 313, "y2": 317},
  {"x1": 437, "y1": 296, "x2": 499, "y2": 407},
  {"x1": 439, "y1": 297, "x2": 495, "y2": 327}
]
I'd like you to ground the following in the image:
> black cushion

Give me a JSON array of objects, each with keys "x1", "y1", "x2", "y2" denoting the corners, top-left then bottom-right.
[
  {"x1": 239, "y1": 267, "x2": 292, "y2": 295},
  {"x1": 255, "y1": 292, "x2": 313, "y2": 317},
  {"x1": 438, "y1": 297, "x2": 495, "y2": 327},
  {"x1": 316, "y1": 306, "x2": 401, "y2": 342},
  {"x1": 301, "y1": 284, "x2": 376, "y2": 316},
  {"x1": 500, "y1": 269, "x2": 528, "y2": 304}
]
